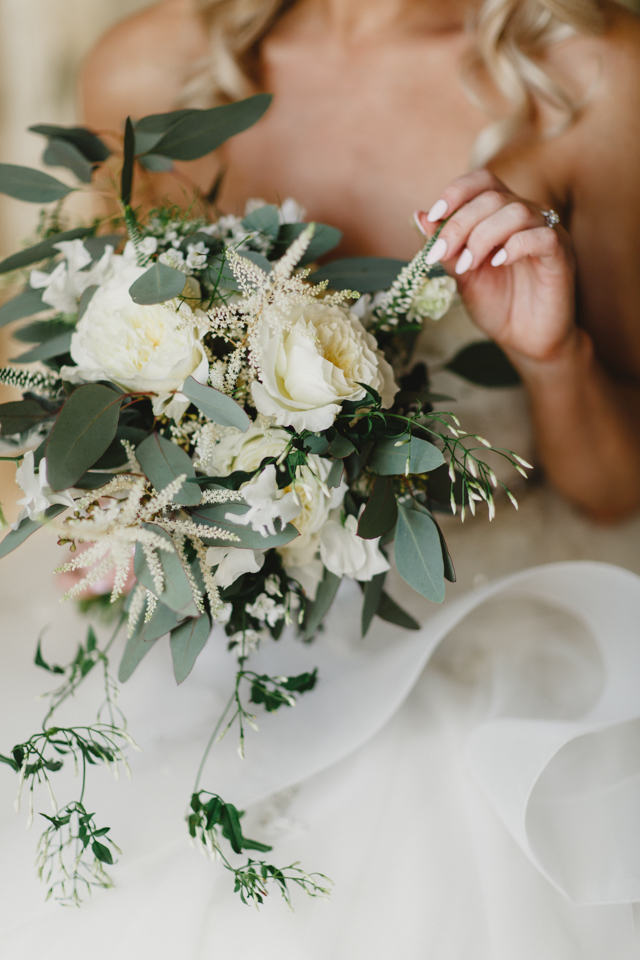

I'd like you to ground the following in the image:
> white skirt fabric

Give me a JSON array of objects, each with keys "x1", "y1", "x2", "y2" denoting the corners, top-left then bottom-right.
[{"x1": 2, "y1": 530, "x2": 640, "y2": 959}]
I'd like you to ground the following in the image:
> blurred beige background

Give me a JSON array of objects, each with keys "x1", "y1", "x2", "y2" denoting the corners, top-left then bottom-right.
[
  {"x1": 0, "y1": 0, "x2": 638, "y2": 525},
  {"x1": 0, "y1": 0, "x2": 152, "y2": 522}
]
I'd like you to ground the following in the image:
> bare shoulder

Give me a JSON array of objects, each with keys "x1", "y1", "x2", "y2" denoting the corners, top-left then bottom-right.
[{"x1": 81, "y1": 0, "x2": 208, "y2": 134}]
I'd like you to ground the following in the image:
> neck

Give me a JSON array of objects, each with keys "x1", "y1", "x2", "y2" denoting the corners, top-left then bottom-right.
[{"x1": 293, "y1": 0, "x2": 473, "y2": 42}]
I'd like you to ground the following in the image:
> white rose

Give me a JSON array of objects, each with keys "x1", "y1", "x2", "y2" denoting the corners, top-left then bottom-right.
[
  {"x1": 198, "y1": 425, "x2": 291, "y2": 477},
  {"x1": 407, "y1": 275, "x2": 457, "y2": 322},
  {"x1": 319, "y1": 511, "x2": 390, "y2": 582},
  {"x1": 251, "y1": 302, "x2": 398, "y2": 432},
  {"x1": 61, "y1": 263, "x2": 208, "y2": 420}
]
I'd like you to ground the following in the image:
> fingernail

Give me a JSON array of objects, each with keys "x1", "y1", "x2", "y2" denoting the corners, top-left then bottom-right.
[
  {"x1": 413, "y1": 210, "x2": 428, "y2": 237},
  {"x1": 427, "y1": 199, "x2": 449, "y2": 222},
  {"x1": 491, "y1": 248, "x2": 508, "y2": 267},
  {"x1": 455, "y1": 248, "x2": 473, "y2": 275},
  {"x1": 425, "y1": 237, "x2": 448, "y2": 266}
]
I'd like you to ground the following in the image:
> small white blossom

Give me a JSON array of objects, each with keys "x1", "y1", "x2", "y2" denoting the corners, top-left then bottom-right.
[
  {"x1": 230, "y1": 464, "x2": 300, "y2": 538},
  {"x1": 30, "y1": 240, "x2": 114, "y2": 314},
  {"x1": 319, "y1": 511, "x2": 390, "y2": 582},
  {"x1": 246, "y1": 593, "x2": 286, "y2": 627},
  {"x1": 11, "y1": 452, "x2": 75, "y2": 530},
  {"x1": 205, "y1": 545, "x2": 265, "y2": 589}
]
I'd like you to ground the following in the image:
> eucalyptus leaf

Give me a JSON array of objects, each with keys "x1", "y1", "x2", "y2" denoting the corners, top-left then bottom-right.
[
  {"x1": 357, "y1": 475, "x2": 398, "y2": 540},
  {"x1": 0, "y1": 226, "x2": 91, "y2": 275},
  {"x1": 327, "y1": 458, "x2": 344, "y2": 488},
  {"x1": 11, "y1": 332, "x2": 73, "y2": 364},
  {"x1": 445, "y1": 340, "x2": 521, "y2": 388},
  {"x1": 329, "y1": 435, "x2": 356, "y2": 459},
  {"x1": 136, "y1": 432, "x2": 201, "y2": 506},
  {"x1": 149, "y1": 94, "x2": 272, "y2": 161},
  {"x1": 134, "y1": 527, "x2": 200, "y2": 618},
  {"x1": 13, "y1": 318, "x2": 72, "y2": 343},
  {"x1": 192, "y1": 502, "x2": 299, "y2": 550},
  {"x1": 42, "y1": 139, "x2": 93, "y2": 183},
  {"x1": 0, "y1": 399, "x2": 53, "y2": 435},
  {"x1": 138, "y1": 154, "x2": 174, "y2": 172},
  {"x1": 118, "y1": 602, "x2": 181, "y2": 682},
  {"x1": 394, "y1": 504, "x2": 445, "y2": 603},
  {"x1": 45, "y1": 384, "x2": 123, "y2": 490},
  {"x1": 0, "y1": 288, "x2": 46, "y2": 327},
  {"x1": 121, "y1": 117, "x2": 135, "y2": 207},
  {"x1": 242, "y1": 205, "x2": 280, "y2": 239},
  {"x1": 302, "y1": 568, "x2": 341, "y2": 640},
  {"x1": 135, "y1": 109, "x2": 196, "y2": 134},
  {"x1": 311, "y1": 257, "x2": 407, "y2": 293},
  {"x1": 361, "y1": 571, "x2": 386, "y2": 638},
  {"x1": 369, "y1": 436, "x2": 445, "y2": 476},
  {"x1": 83, "y1": 235, "x2": 122, "y2": 260},
  {"x1": 128, "y1": 262, "x2": 186, "y2": 304},
  {"x1": 276, "y1": 223, "x2": 342, "y2": 265},
  {"x1": 182, "y1": 376, "x2": 250, "y2": 432},
  {"x1": 170, "y1": 615, "x2": 211, "y2": 684},
  {"x1": 0, "y1": 163, "x2": 74, "y2": 203},
  {"x1": 29, "y1": 124, "x2": 110, "y2": 163},
  {"x1": 0, "y1": 503, "x2": 67, "y2": 560},
  {"x1": 77, "y1": 285, "x2": 97, "y2": 321},
  {"x1": 376, "y1": 592, "x2": 420, "y2": 630},
  {"x1": 237, "y1": 250, "x2": 272, "y2": 273}
]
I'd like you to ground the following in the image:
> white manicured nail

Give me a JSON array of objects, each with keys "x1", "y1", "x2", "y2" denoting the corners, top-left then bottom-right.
[
  {"x1": 425, "y1": 237, "x2": 448, "y2": 266},
  {"x1": 455, "y1": 248, "x2": 473, "y2": 275},
  {"x1": 427, "y1": 199, "x2": 449, "y2": 222},
  {"x1": 491, "y1": 248, "x2": 508, "y2": 267},
  {"x1": 413, "y1": 210, "x2": 428, "y2": 236}
]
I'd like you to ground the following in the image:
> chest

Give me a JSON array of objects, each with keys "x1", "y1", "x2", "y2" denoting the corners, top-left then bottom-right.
[{"x1": 189, "y1": 36, "x2": 561, "y2": 259}]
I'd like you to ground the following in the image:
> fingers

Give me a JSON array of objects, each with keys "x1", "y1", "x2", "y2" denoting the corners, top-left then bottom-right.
[
  {"x1": 496, "y1": 225, "x2": 563, "y2": 269},
  {"x1": 421, "y1": 191, "x2": 528, "y2": 270},
  {"x1": 423, "y1": 170, "x2": 507, "y2": 224},
  {"x1": 451, "y1": 200, "x2": 546, "y2": 274}
]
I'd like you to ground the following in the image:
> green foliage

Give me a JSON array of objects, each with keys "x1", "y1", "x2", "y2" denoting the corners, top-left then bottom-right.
[
  {"x1": 311, "y1": 256, "x2": 407, "y2": 293},
  {"x1": 13, "y1": 318, "x2": 74, "y2": 344},
  {"x1": 0, "y1": 503, "x2": 67, "y2": 560},
  {"x1": 121, "y1": 117, "x2": 135, "y2": 207},
  {"x1": 45, "y1": 384, "x2": 124, "y2": 491},
  {"x1": 128, "y1": 262, "x2": 187, "y2": 304},
  {"x1": 302, "y1": 568, "x2": 341, "y2": 640},
  {"x1": 357, "y1": 475, "x2": 398, "y2": 540},
  {"x1": 249, "y1": 669, "x2": 318, "y2": 712},
  {"x1": 42, "y1": 139, "x2": 94, "y2": 184},
  {"x1": 242, "y1": 205, "x2": 280, "y2": 239},
  {"x1": 369, "y1": 435, "x2": 445, "y2": 476},
  {"x1": 182, "y1": 376, "x2": 251, "y2": 432},
  {"x1": 0, "y1": 398, "x2": 53, "y2": 435},
  {"x1": 170, "y1": 615, "x2": 211, "y2": 684},
  {"x1": 134, "y1": 528, "x2": 201, "y2": 619},
  {"x1": 376, "y1": 592, "x2": 420, "y2": 630},
  {"x1": 0, "y1": 288, "x2": 45, "y2": 327},
  {"x1": 29, "y1": 124, "x2": 110, "y2": 164},
  {"x1": 194, "y1": 502, "x2": 299, "y2": 549},
  {"x1": 136, "y1": 432, "x2": 201, "y2": 506},
  {"x1": 0, "y1": 163, "x2": 75, "y2": 203},
  {"x1": 146, "y1": 94, "x2": 272, "y2": 161},
  {"x1": 0, "y1": 226, "x2": 91, "y2": 275},
  {"x1": 118, "y1": 604, "x2": 180, "y2": 683},
  {"x1": 394, "y1": 503, "x2": 445, "y2": 603},
  {"x1": 275, "y1": 222, "x2": 342, "y2": 265},
  {"x1": 445, "y1": 340, "x2": 521, "y2": 387},
  {"x1": 361, "y1": 572, "x2": 386, "y2": 637},
  {"x1": 11, "y1": 331, "x2": 73, "y2": 365}
]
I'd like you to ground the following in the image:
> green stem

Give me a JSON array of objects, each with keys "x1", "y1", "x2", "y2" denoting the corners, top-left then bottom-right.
[{"x1": 193, "y1": 689, "x2": 236, "y2": 793}]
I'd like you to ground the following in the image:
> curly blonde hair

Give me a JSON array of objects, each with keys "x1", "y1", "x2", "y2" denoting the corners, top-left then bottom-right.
[{"x1": 185, "y1": 0, "x2": 604, "y2": 166}]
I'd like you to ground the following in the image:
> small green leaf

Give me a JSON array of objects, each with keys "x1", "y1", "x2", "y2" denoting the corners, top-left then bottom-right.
[
  {"x1": 0, "y1": 503, "x2": 67, "y2": 560},
  {"x1": 302, "y1": 568, "x2": 341, "y2": 640},
  {"x1": 357, "y1": 476, "x2": 398, "y2": 540},
  {"x1": 35, "y1": 640, "x2": 65, "y2": 674},
  {"x1": 241, "y1": 205, "x2": 280, "y2": 239},
  {"x1": 11, "y1": 331, "x2": 72, "y2": 364},
  {"x1": 327, "y1": 458, "x2": 343, "y2": 488},
  {"x1": 361, "y1": 571, "x2": 386, "y2": 637},
  {"x1": 182, "y1": 376, "x2": 250, "y2": 432},
  {"x1": 394, "y1": 504, "x2": 445, "y2": 603},
  {"x1": 13, "y1": 318, "x2": 72, "y2": 344},
  {"x1": 0, "y1": 163, "x2": 74, "y2": 203},
  {"x1": 193, "y1": 502, "x2": 299, "y2": 550},
  {"x1": 0, "y1": 226, "x2": 91, "y2": 275},
  {"x1": 0, "y1": 399, "x2": 52, "y2": 435},
  {"x1": 121, "y1": 117, "x2": 135, "y2": 206},
  {"x1": 369, "y1": 436, "x2": 445, "y2": 476},
  {"x1": 46, "y1": 384, "x2": 123, "y2": 491},
  {"x1": 29, "y1": 124, "x2": 110, "y2": 163},
  {"x1": 128, "y1": 262, "x2": 186, "y2": 304},
  {"x1": 149, "y1": 94, "x2": 272, "y2": 161},
  {"x1": 169, "y1": 615, "x2": 210, "y2": 684},
  {"x1": 445, "y1": 340, "x2": 521, "y2": 388},
  {"x1": 329, "y1": 434, "x2": 356, "y2": 459},
  {"x1": 136, "y1": 432, "x2": 201, "y2": 506},
  {"x1": 134, "y1": 526, "x2": 200, "y2": 618},
  {"x1": 118, "y1": 602, "x2": 180, "y2": 682},
  {"x1": 311, "y1": 257, "x2": 407, "y2": 293},
  {"x1": 42, "y1": 139, "x2": 93, "y2": 183},
  {"x1": 138, "y1": 154, "x2": 174, "y2": 172},
  {"x1": 0, "y1": 288, "x2": 46, "y2": 327},
  {"x1": 220, "y1": 803, "x2": 245, "y2": 855},
  {"x1": 376, "y1": 592, "x2": 420, "y2": 630},
  {"x1": 92, "y1": 841, "x2": 113, "y2": 865}
]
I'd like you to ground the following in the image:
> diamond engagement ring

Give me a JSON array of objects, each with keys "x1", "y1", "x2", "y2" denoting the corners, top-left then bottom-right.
[{"x1": 542, "y1": 209, "x2": 560, "y2": 229}]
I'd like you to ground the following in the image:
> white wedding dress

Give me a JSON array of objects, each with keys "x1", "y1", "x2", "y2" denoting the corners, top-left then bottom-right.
[{"x1": 2, "y1": 305, "x2": 640, "y2": 959}]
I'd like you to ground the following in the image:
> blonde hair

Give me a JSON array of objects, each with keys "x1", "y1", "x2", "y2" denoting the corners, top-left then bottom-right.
[{"x1": 185, "y1": 0, "x2": 604, "y2": 166}]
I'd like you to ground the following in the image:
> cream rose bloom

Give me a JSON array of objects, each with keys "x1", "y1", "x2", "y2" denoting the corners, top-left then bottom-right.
[
  {"x1": 251, "y1": 302, "x2": 398, "y2": 432},
  {"x1": 407, "y1": 275, "x2": 457, "y2": 322},
  {"x1": 61, "y1": 263, "x2": 208, "y2": 420},
  {"x1": 198, "y1": 425, "x2": 291, "y2": 477}
]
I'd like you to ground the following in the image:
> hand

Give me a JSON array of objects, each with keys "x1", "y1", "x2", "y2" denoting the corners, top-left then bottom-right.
[{"x1": 415, "y1": 170, "x2": 576, "y2": 366}]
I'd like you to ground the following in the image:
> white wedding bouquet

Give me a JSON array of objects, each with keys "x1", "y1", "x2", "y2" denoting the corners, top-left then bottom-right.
[{"x1": 0, "y1": 95, "x2": 527, "y2": 906}]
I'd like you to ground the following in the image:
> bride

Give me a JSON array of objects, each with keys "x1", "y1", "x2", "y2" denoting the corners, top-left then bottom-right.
[{"x1": 2, "y1": 0, "x2": 640, "y2": 957}]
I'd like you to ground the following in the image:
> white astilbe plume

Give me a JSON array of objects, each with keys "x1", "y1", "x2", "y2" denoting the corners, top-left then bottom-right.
[
  {"x1": 200, "y1": 488, "x2": 245, "y2": 505},
  {"x1": 55, "y1": 474, "x2": 238, "y2": 606}
]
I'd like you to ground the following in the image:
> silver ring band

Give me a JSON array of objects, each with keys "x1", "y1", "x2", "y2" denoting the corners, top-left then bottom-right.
[{"x1": 542, "y1": 209, "x2": 560, "y2": 229}]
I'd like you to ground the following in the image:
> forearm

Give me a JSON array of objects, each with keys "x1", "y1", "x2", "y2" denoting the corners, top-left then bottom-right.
[{"x1": 509, "y1": 330, "x2": 640, "y2": 522}]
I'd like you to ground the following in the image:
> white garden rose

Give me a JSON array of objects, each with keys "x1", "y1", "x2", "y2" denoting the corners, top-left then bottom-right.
[
  {"x1": 319, "y1": 510, "x2": 390, "y2": 582},
  {"x1": 251, "y1": 302, "x2": 398, "y2": 432},
  {"x1": 198, "y1": 425, "x2": 291, "y2": 477},
  {"x1": 61, "y1": 263, "x2": 208, "y2": 421}
]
